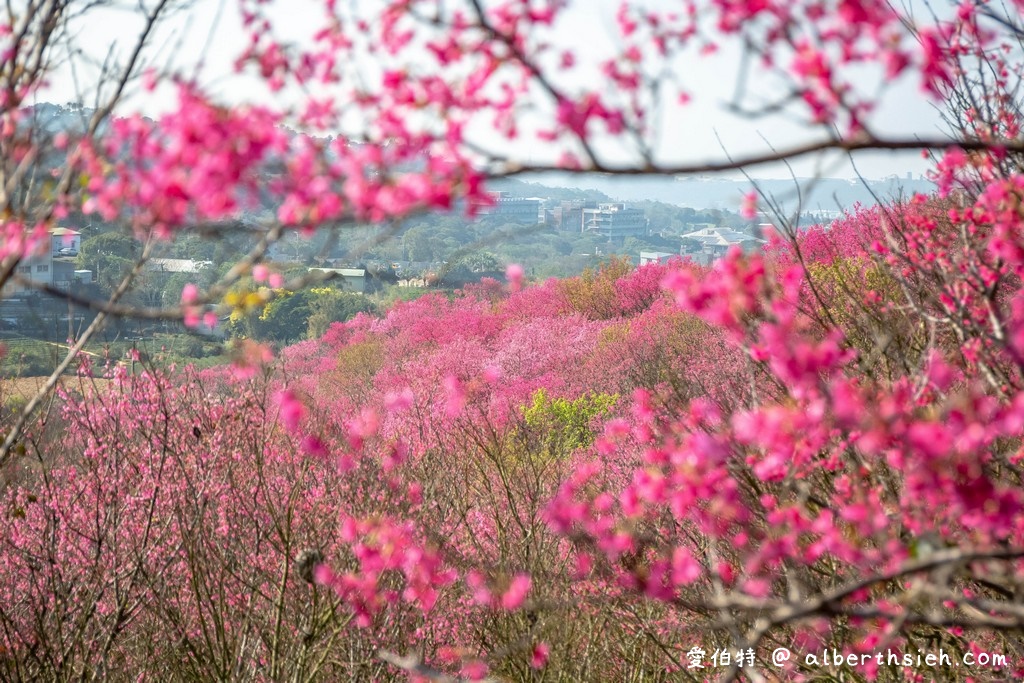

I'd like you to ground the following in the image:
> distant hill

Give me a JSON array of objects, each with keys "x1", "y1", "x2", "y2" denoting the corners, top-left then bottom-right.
[
  {"x1": 516, "y1": 172, "x2": 936, "y2": 212},
  {"x1": 23, "y1": 102, "x2": 106, "y2": 136},
  {"x1": 26, "y1": 102, "x2": 934, "y2": 213}
]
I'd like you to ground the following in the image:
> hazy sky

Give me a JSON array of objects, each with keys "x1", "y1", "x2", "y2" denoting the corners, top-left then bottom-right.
[{"x1": 41, "y1": 0, "x2": 944, "y2": 181}]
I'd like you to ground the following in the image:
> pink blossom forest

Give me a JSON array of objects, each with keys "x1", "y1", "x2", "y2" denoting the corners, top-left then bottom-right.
[{"x1": 3, "y1": 0, "x2": 1024, "y2": 680}]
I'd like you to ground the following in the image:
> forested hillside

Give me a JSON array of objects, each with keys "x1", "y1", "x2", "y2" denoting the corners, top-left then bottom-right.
[{"x1": 5, "y1": 196, "x2": 1024, "y2": 678}]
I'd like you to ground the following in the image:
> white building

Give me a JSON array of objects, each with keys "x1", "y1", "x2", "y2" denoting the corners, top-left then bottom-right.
[
  {"x1": 639, "y1": 251, "x2": 675, "y2": 266},
  {"x1": 680, "y1": 226, "x2": 764, "y2": 265},
  {"x1": 4, "y1": 227, "x2": 83, "y2": 295},
  {"x1": 50, "y1": 227, "x2": 82, "y2": 255},
  {"x1": 307, "y1": 267, "x2": 367, "y2": 293},
  {"x1": 583, "y1": 203, "x2": 648, "y2": 242}
]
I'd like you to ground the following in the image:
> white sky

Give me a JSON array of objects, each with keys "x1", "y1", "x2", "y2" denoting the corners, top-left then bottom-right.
[{"x1": 39, "y1": 0, "x2": 945, "y2": 181}]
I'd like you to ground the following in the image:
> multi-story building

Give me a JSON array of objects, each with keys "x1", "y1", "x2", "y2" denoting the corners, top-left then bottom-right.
[
  {"x1": 49, "y1": 227, "x2": 82, "y2": 256},
  {"x1": 583, "y1": 203, "x2": 648, "y2": 242},
  {"x1": 547, "y1": 200, "x2": 594, "y2": 231},
  {"x1": 479, "y1": 191, "x2": 542, "y2": 224},
  {"x1": 3, "y1": 227, "x2": 86, "y2": 296}
]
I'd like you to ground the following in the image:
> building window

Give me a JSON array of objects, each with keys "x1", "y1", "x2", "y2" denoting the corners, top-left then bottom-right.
[
  {"x1": 35, "y1": 264, "x2": 49, "y2": 273},
  {"x1": 17, "y1": 266, "x2": 30, "y2": 273}
]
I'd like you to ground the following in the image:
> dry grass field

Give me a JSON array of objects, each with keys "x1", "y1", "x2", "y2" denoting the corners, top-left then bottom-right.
[{"x1": 0, "y1": 375, "x2": 113, "y2": 402}]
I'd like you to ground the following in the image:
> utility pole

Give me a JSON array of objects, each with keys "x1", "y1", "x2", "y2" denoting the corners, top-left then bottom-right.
[{"x1": 66, "y1": 295, "x2": 73, "y2": 344}]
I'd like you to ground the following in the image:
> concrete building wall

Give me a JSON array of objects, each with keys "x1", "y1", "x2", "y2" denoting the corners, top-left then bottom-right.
[{"x1": 583, "y1": 203, "x2": 648, "y2": 241}]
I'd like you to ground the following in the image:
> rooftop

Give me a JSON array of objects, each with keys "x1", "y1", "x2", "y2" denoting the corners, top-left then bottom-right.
[
  {"x1": 680, "y1": 226, "x2": 764, "y2": 246},
  {"x1": 146, "y1": 258, "x2": 213, "y2": 273}
]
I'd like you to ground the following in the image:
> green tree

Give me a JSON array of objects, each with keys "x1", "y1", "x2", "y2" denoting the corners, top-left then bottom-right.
[
  {"x1": 451, "y1": 251, "x2": 500, "y2": 274},
  {"x1": 306, "y1": 287, "x2": 376, "y2": 339},
  {"x1": 165, "y1": 234, "x2": 217, "y2": 261},
  {"x1": 76, "y1": 232, "x2": 138, "y2": 292},
  {"x1": 226, "y1": 288, "x2": 307, "y2": 343},
  {"x1": 519, "y1": 388, "x2": 619, "y2": 462},
  {"x1": 402, "y1": 224, "x2": 436, "y2": 261},
  {"x1": 255, "y1": 290, "x2": 311, "y2": 343}
]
